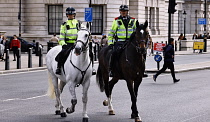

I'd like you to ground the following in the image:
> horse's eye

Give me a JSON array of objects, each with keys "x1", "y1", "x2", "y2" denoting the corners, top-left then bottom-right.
[{"x1": 85, "y1": 34, "x2": 88, "y2": 37}]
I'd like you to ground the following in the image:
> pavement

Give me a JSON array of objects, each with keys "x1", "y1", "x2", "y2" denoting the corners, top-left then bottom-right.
[{"x1": 0, "y1": 48, "x2": 210, "y2": 74}]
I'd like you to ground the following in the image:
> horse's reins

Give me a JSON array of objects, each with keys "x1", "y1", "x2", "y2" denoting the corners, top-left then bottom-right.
[{"x1": 70, "y1": 29, "x2": 92, "y2": 87}]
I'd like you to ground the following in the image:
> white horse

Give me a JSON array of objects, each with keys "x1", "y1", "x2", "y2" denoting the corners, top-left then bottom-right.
[
  {"x1": 46, "y1": 22, "x2": 92, "y2": 122},
  {"x1": 0, "y1": 44, "x2": 5, "y2": 60}
]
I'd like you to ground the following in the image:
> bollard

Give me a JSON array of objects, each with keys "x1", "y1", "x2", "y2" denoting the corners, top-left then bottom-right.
[
  {"x1": 94, "y1": 44, "x2": 97, "y2": 61},
  {"x1": 5, "y1": 49, "x2": 10, "y2": 70},
  {"x1": 175, "y1": 40, "x2": 177, "y2": 51},
  {"x1": 97, "y1": 43, "x2": 100, "y2": 59},
  {"x1": 39, "y1": 47, "x2": 43, "y2": 67},
  {"x1": 17, "y1": 48, "x2": 21, "y2": 69},
  {"x1": 28, "y1": 48, "x2": 32, "y2": 68},
  {"x1": 35, "y1": 42, "x2": 40, "y2": 56}
]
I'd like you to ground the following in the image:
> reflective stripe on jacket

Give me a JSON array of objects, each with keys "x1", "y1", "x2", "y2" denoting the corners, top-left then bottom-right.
[
  {"x1": 108, "y1": 17, "x2": 136, "y2": 45},
  {"x1": 59, "y1": 19, "x2": 79, "y2": 45}
]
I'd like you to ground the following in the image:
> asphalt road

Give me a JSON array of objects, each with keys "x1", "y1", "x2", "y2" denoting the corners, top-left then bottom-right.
[{"x1": 0, "y1": 69, "x2": 210, "y2": 122}]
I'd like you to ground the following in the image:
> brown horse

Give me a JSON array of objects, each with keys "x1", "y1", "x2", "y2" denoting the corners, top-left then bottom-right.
[{"x1": 96, "y1": 20, "x2": 148, "y2": 122}]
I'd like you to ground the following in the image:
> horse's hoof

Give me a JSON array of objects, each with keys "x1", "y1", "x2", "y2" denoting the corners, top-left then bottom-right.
[
  {"x1": 83, "y1": 118, "x2": 89, "y2": 122},
  {"x1": 131, "y1": 113, "x2": 136, "y2": 119},
  {"x1": 109, "y1": 110, "x2": 115, "y2": 115},
  {"x1": 55, "y1": 110, "x2": 61, "y2": 115},
  {"x1": 135, "y1": 117, "x2": 142, "y2": 122},
  {"x1": 103, "y1": 100, "x2": 108, "y2": 106},
  {"x1": 60, "y1": 112, "x2": 67, "y2": 117},
  {"x1": 66, "y1": 107, "x2": 74, "y2": 114}
]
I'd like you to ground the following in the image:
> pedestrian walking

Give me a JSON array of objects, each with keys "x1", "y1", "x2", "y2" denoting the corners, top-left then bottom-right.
[
  {"x1": 153, "y1": 38, "x2": 180, "y2": 83},
  {"x1": 10, "y1": 35, "x2": 20, "y2": 61}
]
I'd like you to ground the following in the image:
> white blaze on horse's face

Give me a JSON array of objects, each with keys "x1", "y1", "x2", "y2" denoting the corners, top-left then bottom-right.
[
  {"x1": 74, "y1": 30, "x2": 89, "y2": 56},
  {"x1": 140, "y1": 29, "x2": 144, "y2": 35}
]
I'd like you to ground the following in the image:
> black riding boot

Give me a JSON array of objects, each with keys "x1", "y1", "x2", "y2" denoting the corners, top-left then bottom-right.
[
  {"x1": 109, "y1": 51, "x2": 116, "y2": 77},
  {"x1": 92, "y1": 61, "x2": 96, "y2": 75},
  {"x1": 143, "y1": 53, "x2": 148, "y2": 77},
  {"x1": 89, "y1": 51, "x2": 96, "y2": 75},
  {"x1": 56, "y1": 62, "x2": 62, "y2": 75}
]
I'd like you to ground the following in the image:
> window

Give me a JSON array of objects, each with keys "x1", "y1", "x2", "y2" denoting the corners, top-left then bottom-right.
[
  {"x1": 48, "y1": 5, "x2": 63, "y2": 35},
  {"x1": 92, "y1": 5, "x2": 103, "y2": 35}
]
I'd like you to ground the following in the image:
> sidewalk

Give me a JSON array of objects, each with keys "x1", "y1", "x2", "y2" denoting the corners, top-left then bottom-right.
[
  {"x1": 0, "y1": 49, "x2": 210, "y2": 74},
  {"x1": 146, "y1": 48, "x2": 210, "y2": 73},
  {"x1": 0, "y1": 52, "x2": 46, "y2": 74}
]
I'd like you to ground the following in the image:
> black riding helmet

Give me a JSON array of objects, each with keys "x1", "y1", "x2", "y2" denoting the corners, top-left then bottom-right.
[
  {"x1": 66, "y1": 7, "x2": 76, "y2": 15},
  {"x1": 119, "y1": 5, "x2": 129, "y2": 11}
]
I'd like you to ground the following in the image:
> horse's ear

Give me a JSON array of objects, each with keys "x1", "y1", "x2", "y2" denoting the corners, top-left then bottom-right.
[
  {"x1": 144, "y1": 20, "x2": 148, "y2": 29},
  {"x1": 136, "y1": 20, "x2": 140, "y2": 29},
  {"x1": 86, "y1": 22, "x2": 91, "y2": 31},
  {"x1": 77, "y1": 21, "x2": 81, "y2": 30}
]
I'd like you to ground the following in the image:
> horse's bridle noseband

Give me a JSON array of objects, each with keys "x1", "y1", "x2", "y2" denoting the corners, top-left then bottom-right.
[{"x1": 74, "y1": 29, "x2": 91, "y2": 53}]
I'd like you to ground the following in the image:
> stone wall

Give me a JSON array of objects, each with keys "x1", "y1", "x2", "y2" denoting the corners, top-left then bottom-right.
[{"x1": 0, "y1": 0, "x2": 210, "y2": 44}]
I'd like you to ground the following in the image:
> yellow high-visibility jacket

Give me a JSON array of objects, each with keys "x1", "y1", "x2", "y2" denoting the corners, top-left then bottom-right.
[
  {"x1": 59, "y1": 19, "x2": 79, "y2": 45},
  {"x1": 108, "y1": 16, "x2": 137, "y2": 45}
]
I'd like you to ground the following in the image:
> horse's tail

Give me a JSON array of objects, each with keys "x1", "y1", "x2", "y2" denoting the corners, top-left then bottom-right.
[
  {"x1": 47, "y1": 71, "x2": 56, "y2": 99},
  {"x1": 96, "y1": 64, "x2": 105, "y2": 92}
]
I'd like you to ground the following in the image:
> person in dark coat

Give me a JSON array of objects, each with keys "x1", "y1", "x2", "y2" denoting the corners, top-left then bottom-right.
[{"x1": 153, "y1": 38, "x2": 180, "y2": 83}]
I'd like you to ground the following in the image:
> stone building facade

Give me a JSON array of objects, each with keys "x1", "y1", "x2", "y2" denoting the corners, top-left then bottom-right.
[{"x1": 0, "y1": 0, "x2": 209, "y2": 42}]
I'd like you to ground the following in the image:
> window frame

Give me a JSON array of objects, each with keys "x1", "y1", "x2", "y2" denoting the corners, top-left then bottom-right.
[
  {"x1": 91, "y1": 5, "x2": 103, "y2": 35},
  {"x1": 48, "y1": 5, "x2": 63, "y2": 35}
]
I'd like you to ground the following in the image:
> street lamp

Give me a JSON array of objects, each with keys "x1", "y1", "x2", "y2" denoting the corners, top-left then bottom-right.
[
  {"x1": 18, "y1": 0, "x2": 21, "y2": 37},
  {"x1": 183, "y1": 10, "x2": 187, "y2": 40}
]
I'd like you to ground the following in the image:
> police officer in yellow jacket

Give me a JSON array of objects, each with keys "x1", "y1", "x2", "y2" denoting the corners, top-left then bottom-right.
[
  {"x1": 108, "y1": 5, "x2": 137, "y2": 76},
  {"x1": 55, "y1": 7, "x2": 79, "y2": 75}
]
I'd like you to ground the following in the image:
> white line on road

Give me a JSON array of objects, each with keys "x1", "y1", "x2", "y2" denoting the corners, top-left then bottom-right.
[
  {"x1": 0, "y1": 69, "x2": 47, "y2": 76},
  {"x1": 181, "y1": 112, "x2": 209, "y2": 122},
  {"x1": 2, "y1": 94, "x2": 47, "y2": 102}
]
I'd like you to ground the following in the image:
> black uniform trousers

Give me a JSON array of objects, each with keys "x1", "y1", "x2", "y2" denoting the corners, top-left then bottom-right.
[
  {"x1": 12, "y1": 46, "x2": 19, "y2": 60},
  {"x1": 56, "y1": 43, "x2": 94, "y2": 68},
  {"x1": 156, "y1": 61, "x2": 176, "y2": 81},
  {"x1": 56, "y1": 43, "x2": 74, "y2": 68}
]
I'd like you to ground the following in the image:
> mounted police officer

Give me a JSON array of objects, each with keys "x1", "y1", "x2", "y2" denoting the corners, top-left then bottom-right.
[
  {"x1": 55, "y1": 7, "x2": 79, "y2": 75},
  {"x1": 55, "y1": 7, "x2": 96, "y2": 75},
  {"x1": 108, "y1": 5, "x2": 137, "y2": 76}
]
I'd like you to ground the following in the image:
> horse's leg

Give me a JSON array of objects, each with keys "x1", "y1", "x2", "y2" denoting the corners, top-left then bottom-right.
[
  {"x1": 126, "y1": 80, "x2": 141, "y2": 122},
  {"x1": 132, "y1": 79, "x2": 142, "y2": 122},
  {"x1": 82, "y1": 79, "x2": 90, "y2": 122},
  {"x1": 106, "y1": 77, "x2": 119, "y2": 115},
  {"x1": 59, "y1": 80, "x2": 66, "y2": 93},
  {"x1": 52, "y1": 77, "x2": 66, "y2": 117},
  {"x1": 66, "y1": 82, "x2": 77, "y2": 114}
]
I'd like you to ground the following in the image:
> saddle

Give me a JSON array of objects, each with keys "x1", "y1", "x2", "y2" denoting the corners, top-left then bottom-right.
[
  {"x1": 55, "y1": 45, "x2": 74, "y2": 66},
  {"x1": 109, "y1": 41, "x2": 128, "y2": 77}
]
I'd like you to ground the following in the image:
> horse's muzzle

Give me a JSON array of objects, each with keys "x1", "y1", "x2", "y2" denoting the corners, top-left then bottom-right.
[{"x1": 74, "y1": 47, "x2": 82, "y2": 56}]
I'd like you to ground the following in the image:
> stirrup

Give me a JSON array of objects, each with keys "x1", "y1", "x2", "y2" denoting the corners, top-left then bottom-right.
[
  {"x1": 56, "y1": 68, "x2": 61, "y2": 75},
  {"x1": 92, "y1": 69, "x2": 96, "y2": 75},
  {"x1": 109, "y1": 71, "x2": 114, "y2": 77}
]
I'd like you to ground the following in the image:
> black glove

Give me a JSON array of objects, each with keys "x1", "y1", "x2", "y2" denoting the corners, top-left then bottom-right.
[
  {"x1": 109, "y1": 44, "x2": 114, "y2": 49},
  {"x1": 62, "y1": 44, "x2": 68, "y2": 49}
]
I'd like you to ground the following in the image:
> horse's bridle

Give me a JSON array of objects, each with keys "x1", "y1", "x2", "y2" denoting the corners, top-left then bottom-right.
[
  {"x1": 130, "y1": 38, "x2": 147, "y2": 54},
  {"x1": 70, "y1": 29, "x2": 92, "y2": 87},
  {"x1": 74, "y1": 29, "x2": 91, "y2": 53}
]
